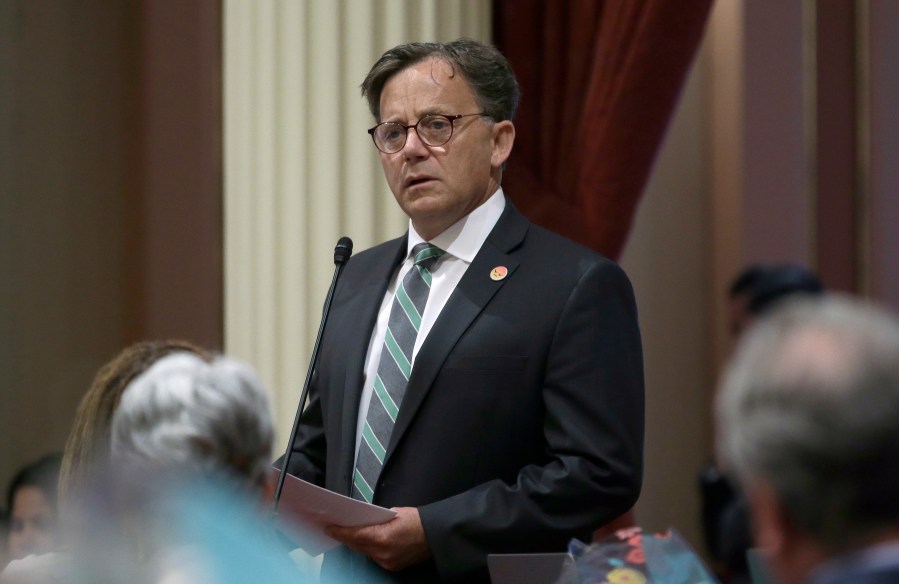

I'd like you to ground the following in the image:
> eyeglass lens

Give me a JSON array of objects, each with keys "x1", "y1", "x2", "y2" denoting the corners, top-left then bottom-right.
[{"x1": 373, "y1": 115, "x2": 455, "y2": 153}]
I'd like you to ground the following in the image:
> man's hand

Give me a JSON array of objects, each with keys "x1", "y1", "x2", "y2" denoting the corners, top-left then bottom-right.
[{"x1": 324, "y1": 507, "x2": 431, "y2": 572}]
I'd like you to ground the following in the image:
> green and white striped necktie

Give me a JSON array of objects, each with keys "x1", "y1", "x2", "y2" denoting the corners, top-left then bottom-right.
[{"x1": 352, "y1": 242, "x2": 445, "y2": 502}]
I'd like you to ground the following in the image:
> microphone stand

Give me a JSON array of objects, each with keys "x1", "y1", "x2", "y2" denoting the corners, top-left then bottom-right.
[{"x1": 273, "y1": 236, "x2": 353, "y2": 511}]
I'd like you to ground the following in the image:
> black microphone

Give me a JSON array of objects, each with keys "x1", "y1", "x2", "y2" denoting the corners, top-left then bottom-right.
[
  {"x1": 273, "y1": 236, "x2": 353, "y2": 510},
  {"x1": 334, "y1": 236, "x2": 353, "y2": 265}
]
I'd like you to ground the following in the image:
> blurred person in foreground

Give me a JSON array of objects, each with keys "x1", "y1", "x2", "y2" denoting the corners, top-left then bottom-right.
[
  {"x1": 2, "y1": 349, "x2": 309, "y2": 583},
  {"x1": 0, "y1": 341, "x2": 210, "y2": 581},
  {"x1": 106, "y1": 352, "x2": 304, "y2": 583},
  {"x1": 57, "y1": 341, "x2": 212, "y2": 522},
  {"x1": 3, "y1": 454, "x2": 62, "y2": 564},
  {"x1": 282, "y1": 38, "x2": 644, "y2": 583},
  {"x1": 716, "y1": 295, "x2": 899, "y2": 584}
]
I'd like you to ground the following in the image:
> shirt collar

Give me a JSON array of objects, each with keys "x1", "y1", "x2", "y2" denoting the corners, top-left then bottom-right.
[{"x1": 407, "y1": 188, "x2": 506, "y2": 263}]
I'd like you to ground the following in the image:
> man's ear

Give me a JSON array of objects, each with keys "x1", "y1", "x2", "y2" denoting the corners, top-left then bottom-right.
[
  {"x1": 491, "y1": 120, "x2": 515, "y2": 168},
  {"x1": 746, "y1": 480, "x2": 793, "y2": 554}
]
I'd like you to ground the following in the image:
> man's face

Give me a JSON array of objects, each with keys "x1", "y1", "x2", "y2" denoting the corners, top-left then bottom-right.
[{"x1": 376, "y1": 58, "x2": 513, "y2": 240}]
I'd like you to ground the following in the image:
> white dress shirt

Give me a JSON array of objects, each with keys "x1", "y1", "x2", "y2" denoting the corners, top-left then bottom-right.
[{"x1": 353, "y1": 189, "x2": 507, "y2": 458}]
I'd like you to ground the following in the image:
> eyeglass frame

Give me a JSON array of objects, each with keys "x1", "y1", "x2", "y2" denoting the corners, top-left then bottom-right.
[{"x1": 367, "y1": 112, "x2": 492, "y2": 154}]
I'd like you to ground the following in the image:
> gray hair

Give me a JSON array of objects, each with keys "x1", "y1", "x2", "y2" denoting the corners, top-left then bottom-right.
[
  {"x1": 361, "y1": 38, "x2": 520, "y2": 123},
  {"x1": 111, "y1": 352, "x2": 275, "y2": 490},
  {"x1": 716, "y1": 295, "x2": 899, "y2": 548}
]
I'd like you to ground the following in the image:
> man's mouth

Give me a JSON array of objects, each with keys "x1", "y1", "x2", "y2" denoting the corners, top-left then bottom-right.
[{"x1": 405, "y1": 176, "x2": 435, "y2": 188}]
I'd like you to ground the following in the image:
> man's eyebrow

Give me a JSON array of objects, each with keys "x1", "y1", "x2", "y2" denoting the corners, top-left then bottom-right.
[{"x1": 382, "y1": 109, "x2": 447, "y2": 123}]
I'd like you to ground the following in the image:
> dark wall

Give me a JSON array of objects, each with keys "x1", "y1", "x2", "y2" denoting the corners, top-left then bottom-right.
[{"x1": 0, "y1": 0, "x2": 222, "y2": 496}]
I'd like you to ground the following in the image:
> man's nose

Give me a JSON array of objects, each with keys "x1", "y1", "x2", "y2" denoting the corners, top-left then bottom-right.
[{"x1": 402, "y1": 126, "x2": 430, "y2": 157}]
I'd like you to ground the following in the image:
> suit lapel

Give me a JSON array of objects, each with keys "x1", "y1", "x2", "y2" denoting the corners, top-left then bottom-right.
[{"x1": 384, "y1": 203, "x2": 530, "y2": 464}]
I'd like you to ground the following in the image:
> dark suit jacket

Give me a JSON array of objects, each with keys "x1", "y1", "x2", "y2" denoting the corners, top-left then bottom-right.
[
  {"x1": 285, "y1": 201, "x2": 644, "y2": 583},
  {"x1": 810, "y1": 548, "x2": 899, "y2": 584}
]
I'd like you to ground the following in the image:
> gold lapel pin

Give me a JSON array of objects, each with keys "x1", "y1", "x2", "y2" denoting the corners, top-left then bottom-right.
[{"x1": 490, "y1": 266, "x2": 508, "y2": 281}]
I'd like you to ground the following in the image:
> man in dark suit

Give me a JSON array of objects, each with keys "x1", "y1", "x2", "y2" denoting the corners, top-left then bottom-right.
[
  {"x1": 716, "y1": 296, "x2": 899, "y2": 584},
  {"x1": 284, "y1": 39, "x2": 644, "y2": 583}
]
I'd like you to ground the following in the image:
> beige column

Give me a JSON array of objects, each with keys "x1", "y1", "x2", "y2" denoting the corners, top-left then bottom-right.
[
  {"x1": 860, "y1": 0, "x2": 899, "y2": 310},
  {"x1": 706, "y1": 0, "x2": 816, "y2": 368},
  {"x1": 223, "y1": 0, "x2": 491, "y2": 445}
]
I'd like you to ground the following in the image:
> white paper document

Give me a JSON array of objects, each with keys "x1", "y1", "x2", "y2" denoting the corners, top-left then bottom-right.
[{"x1": 273, "y1": 470, "x2": 397, "y2": 556}]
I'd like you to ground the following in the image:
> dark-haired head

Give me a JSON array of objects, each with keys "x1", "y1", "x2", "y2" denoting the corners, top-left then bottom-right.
[
  {"x1": 6, "y1": 453, "x2": 63, "y2": 559},
  {"x1": 361, "y1": 38, "x2": 520, "y2": 124},
  {"x1": 728, "y1": 264, "x2": 824, "y2": 337}
]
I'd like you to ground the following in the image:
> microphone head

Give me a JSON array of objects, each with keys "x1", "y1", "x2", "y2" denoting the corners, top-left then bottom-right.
[{"x1": 334, "y1": 236, "x2": 353, "y2": 265}]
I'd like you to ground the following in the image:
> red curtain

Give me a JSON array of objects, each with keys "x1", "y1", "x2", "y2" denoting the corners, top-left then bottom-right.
[{"x1": 494, "y1": 0, "x2": 713, "y2": 261}]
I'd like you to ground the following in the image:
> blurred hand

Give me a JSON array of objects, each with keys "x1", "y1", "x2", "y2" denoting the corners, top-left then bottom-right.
[{"x1": 325, "y1": 507, "x2": 431, "y2": 571}]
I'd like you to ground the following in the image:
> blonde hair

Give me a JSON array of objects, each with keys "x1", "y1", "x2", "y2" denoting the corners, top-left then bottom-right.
[{"x1": 58, "y1": 340, "x2": 211, "y2": 516}]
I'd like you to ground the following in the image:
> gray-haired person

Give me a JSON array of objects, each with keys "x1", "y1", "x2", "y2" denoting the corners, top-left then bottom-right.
[
  {"x1": 716, "y1": 295, "x2": 899, "y2": 584},
  {"x1": 109, "y1": 353, "x2": 303, "y2": 583},
  {"x1": 112, "y1": 352, "x2": 275, "y2": 490},
  {"x1": 2, "y1": 352, "x2": 310, "y2": 584}
]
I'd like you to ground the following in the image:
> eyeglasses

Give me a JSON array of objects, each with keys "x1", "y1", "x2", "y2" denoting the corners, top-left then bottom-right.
[{"x1": 367, "y1": 113, "x2": 490, "y2": 154}]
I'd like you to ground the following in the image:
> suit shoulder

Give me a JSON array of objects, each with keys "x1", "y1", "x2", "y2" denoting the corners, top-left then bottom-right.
[
  {"x1": 343, "y1": 236, "x2": 405, "y2": 268},
  {"x1": 523, "y1": 222, "x2": 619, "y2": 270}
]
